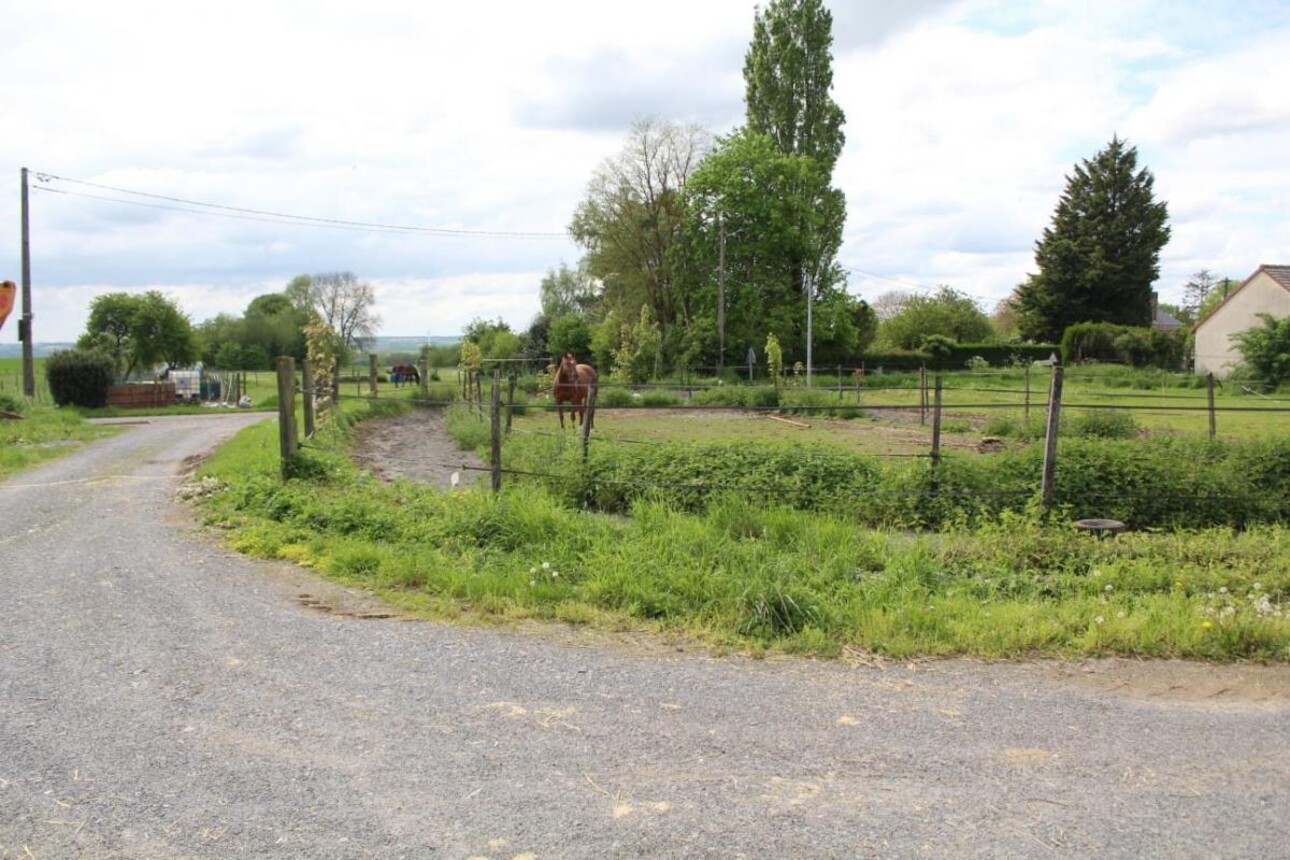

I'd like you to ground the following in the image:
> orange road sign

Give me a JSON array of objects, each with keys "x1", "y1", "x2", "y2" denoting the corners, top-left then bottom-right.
[{"x1": 0, "y1": 281, "x2": 16, "y2": 332}]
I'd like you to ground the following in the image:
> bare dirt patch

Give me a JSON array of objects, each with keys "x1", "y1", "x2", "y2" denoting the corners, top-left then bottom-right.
[{"x1": 349, "y1": 407, "x2": 487, "y2": 490}]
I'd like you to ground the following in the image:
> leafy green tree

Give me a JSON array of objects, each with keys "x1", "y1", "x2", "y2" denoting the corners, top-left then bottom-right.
[
  {"x1": 1013, "y1": 136, "x2": 1171, "y2": 342},
  {"x1": 1194, "y1": 276, "x2": 1240, "y2": 322},
  {"x1": 539, "y1": 262, "x2": 598, "y2": 319},
  {"x1": 78, "y1": 291, "x2": 198, "y2": 379},
  {"x1": 612, "y1": 305, "x2": 662, "y2": 384},
  {"x1": 1232, "y1": 314, "x2": 1290, "y2": 385},
  {"x1": 876, "y1": 287, "x2": 993, "y2": 350},
  {"x1": 286, "y1": 272, "x2": 380, "y2": 361},
  {"x1": 463, "y1": 317, "x2": 517, "y2": 358},
  {"x1": 742, "y1": 0, "x2": 847, "y2": 315},
  {"x1": 679, "y1": 128, "x2": 844, "y2": 366},
  {"x1": 243, "y1": 292, "x2": 308, "y2": 361},
  {"x1": 78, "y1": 293, "x2": 138, "y2": 373},
  {"x1": 570, "y1": 118, "x2": 712, "y2": 337},
  {"x1": 547, "y1": 313, "x2": 593, "y2": 361},
  {"x1": 744, "y1": 0, "x2": 845, "y2": 171}
]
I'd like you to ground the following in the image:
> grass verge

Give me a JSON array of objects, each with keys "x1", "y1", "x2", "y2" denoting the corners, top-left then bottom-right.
[
  {"x1": 0, "y1": 403, "x2": 123, "y2": 480},
  {"x1": 193, "y1": 399, "x2": 1290, "y2": 662}
]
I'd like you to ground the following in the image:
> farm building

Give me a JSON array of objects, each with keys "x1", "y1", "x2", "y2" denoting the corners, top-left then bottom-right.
[{"x1": 1193, "y1": 264, "x2": 1290, "y2": 377}]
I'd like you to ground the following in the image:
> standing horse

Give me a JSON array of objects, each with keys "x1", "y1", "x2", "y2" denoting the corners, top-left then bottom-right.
[
  {"x1": 390, "y1": 364, "x2": 421, "y2": 387},
  {"x1": 552, "y1": 353, "x2": 598, "y2": 429}
]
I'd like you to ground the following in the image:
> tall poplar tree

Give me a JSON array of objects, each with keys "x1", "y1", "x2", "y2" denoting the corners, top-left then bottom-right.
[
  {"x1": 1013, "y1": 137, "x2": 1170, "y2": 343},
  {"x1": 744, "y1": 0, "x2": 846, "y2": 171},
  {"x1": 741, "y1": 0, "x2": 848, "y2": 332}
]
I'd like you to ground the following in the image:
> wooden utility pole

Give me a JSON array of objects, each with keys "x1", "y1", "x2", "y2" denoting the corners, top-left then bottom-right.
[
  {"x1": 20, "y1": 168, "x2": 34, "y2": 397},
  {"x1": 717, "y1": 214, "x2": 726, "y2": 374}
]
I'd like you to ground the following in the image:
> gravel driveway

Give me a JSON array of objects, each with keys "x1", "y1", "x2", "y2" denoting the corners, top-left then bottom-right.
[{"x1": 2, "y1": 412, "x2": 1288, "y2": 859}]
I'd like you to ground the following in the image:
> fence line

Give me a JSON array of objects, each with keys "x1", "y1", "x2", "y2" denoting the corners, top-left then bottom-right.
[{"x1": 277, "y1": 358, "x2": 1288, "y2": 519}]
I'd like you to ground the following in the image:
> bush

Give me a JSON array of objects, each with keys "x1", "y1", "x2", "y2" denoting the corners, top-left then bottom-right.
[
  {"x1": 1066, "y1": 408, "x2": 1139, "y2": 439},
  {"x1": 596, "y1": 387, "x2": 638, "y2": 408},
  {"x1": 691, "y1": 386, "x2": 779, "y2": 408},
  {"x1": 0, "y1": 393, "x2": 24, "y2": 414},
  {"x1": 45, "y1": 349, "x2": 117, "y2": 408}
]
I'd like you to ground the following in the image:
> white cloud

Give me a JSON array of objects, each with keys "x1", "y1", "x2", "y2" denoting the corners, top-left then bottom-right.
[{"x1": 1, "y1": 0, "x2": 1287, "y2": 341}]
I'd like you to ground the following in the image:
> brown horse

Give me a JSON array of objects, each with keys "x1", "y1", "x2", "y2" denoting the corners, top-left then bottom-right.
[{"x1": 552, "y1": 353, "x2": 598, "y2": 429}]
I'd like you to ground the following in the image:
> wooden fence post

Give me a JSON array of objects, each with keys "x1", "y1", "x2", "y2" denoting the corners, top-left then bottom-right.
[
  {"x1": 505, "y1": 371, "x2": 517, "y2": 433},
  {"x1": 1041, "y1": 360, "x2": 1065, "y2": 512},
  {"x1": 276, "y1": 357, "x2": 298, "y2": 475},
  {"x1": 490, "y1": 370, "x2": 502, "y2": 492},
  {"x1": 581, "y1": 383, "x2": 598, "y2": 461},
  {"x1": 419, "y1": 356, "x2": 429, "y2": 401},
  {"x1": 368, "y1": 354, "x2": 378, "y2": 397},
  {"x1": 1207, "y1": 373, "x2": 1217, "y2": 440},
  {"x1": 301, "y1": 360, "x2": 315, "y2": 439}
]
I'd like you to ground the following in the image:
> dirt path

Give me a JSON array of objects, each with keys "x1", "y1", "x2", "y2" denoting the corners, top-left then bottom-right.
[{"x1": 349, "y1": 406, "x2": 487, "y2": 489}]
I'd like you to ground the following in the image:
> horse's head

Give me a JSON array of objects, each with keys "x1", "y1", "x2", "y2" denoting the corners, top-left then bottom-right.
[{"x1": 556, "y1": 353, "x2": 579, "y2": 383}]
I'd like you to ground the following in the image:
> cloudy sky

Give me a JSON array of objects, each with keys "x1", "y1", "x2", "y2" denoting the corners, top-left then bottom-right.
[{"x1": 2, "y1": 0, "x2": 1287, "y2": 343}]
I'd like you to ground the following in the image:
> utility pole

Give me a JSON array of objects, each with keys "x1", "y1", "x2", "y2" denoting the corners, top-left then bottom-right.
[
  {"x1": 805, "y1": 271, "x2": 813, "y2": 387},
  {"x1": 717, "y1": 213, "x2": 726, "y2": 375},
  {"x1": 20, "y1": 167, "x2": 35, "y2": 397}
]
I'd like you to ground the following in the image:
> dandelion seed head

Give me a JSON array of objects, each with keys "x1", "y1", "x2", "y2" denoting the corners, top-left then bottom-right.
[
  {"x1": 1104, "y1": 584, "x2": 1114, "y2": 593},
  {"x1": 542, "y1": 562, "x2": 551, "y2": 570}
]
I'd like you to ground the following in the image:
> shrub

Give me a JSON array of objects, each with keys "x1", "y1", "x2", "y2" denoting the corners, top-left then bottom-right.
[
  {"x1": 596, "y1": 387, "x2": 638, "y2": 408},
  {"x1": 640, "y1": 391, "x2": 682, "y2": 408},
  {"x1": 0, "y1": 393, "x2": 24, "y2": 414},
  {"x1": 45, "y1": 349, "x2": 117, "y2": 408},
  {"x1": 1066, "y1": 408, "x2": 1139, "y2": 439}
]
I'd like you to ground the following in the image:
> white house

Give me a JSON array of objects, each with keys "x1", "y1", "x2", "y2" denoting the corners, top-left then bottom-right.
[{"x1": 1193, "y1": 265, "x2": 1290, "y2": 377}]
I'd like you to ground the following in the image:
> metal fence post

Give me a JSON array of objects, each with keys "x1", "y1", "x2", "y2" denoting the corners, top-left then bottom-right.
[{"x1": 1207, "y1": 373, "x2": 1217, "y2": 440}]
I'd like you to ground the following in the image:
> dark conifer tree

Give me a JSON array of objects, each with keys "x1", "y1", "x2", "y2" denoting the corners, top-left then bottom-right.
[{"x1": 1014, "y1": 137, "x2": 1170, "y2": 342}]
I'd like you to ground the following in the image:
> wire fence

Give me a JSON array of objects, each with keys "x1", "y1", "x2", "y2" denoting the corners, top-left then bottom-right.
[{"x1": 274, "y1": 358, "x2": 1289, "y2": 524}]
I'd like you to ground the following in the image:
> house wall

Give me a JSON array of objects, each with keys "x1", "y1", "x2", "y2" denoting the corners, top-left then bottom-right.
[{"x1": 1194, "y1": 272, "x2": 1290, "y2": 377}]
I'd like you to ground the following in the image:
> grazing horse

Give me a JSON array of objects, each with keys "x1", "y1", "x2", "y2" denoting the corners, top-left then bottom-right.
[
  {"x1": 390, "y1": 364, "x2": 421, "y2": 387},
  {"x1": 552, "y1": 353, "x2": 597, "y2": 429}
]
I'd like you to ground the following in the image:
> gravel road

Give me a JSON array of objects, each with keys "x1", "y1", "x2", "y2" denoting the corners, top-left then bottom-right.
[{"x1": 2, "y1": 412, "x2": 1288, "y2": 859}]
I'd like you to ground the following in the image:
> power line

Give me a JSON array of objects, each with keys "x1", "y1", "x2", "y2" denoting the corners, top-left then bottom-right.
[
  {"x1": 30, "y1": 170, "x2": 569, "y2": 240},
  {"x1": 840, "y1": 264, "x2": 1002, "y2": 308}
]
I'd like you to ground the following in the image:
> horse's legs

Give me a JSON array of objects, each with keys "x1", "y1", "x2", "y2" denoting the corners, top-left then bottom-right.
[{"x1": 558, "y1": 402, "x2": 565, "y2": 430}]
